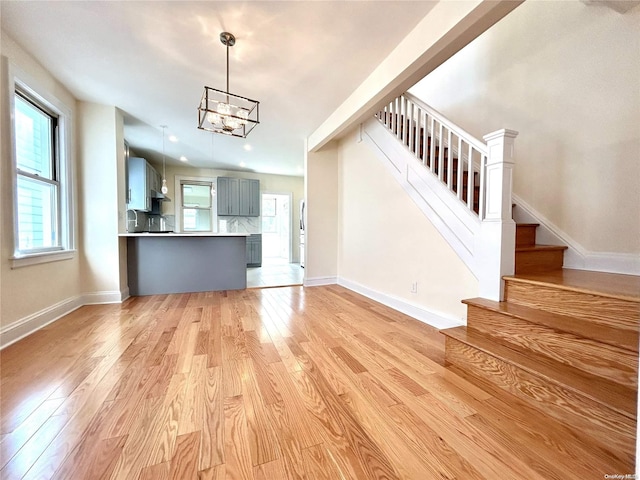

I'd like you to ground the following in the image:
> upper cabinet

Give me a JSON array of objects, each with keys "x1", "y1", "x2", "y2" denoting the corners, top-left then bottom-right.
[
  {"x1": 240, "y1": 179, "x2": 260, "y2": 216},
  {"x1": 217, "y1": 177, "x2": 260, "y2": 217},
  {"x1": 217, "y1": 177, "x2": 239, "y2": 216},
  {"x1": 127, "y1": 156, "x2": 162, "y2": 212}
]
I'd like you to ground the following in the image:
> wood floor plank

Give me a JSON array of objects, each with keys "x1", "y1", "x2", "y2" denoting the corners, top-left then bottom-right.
[
  {"x1": 223, "y1": 395, "x2": 255, "y2": 480},
  {"x1": 240, "y1": 359, "x2": 281, "y2": 466},
  {"x1": 0, "y1": 285, "x2": 630, "y2": 480},
  {"x1": 140, "y1": 462, "x2": 170, "y2": 480},
  {"x1": 0, "y1": 397, "x2": 64, "y2": 470},
  {"x1": 302, "y1": 443, "x2": 346, "y2": 480},
  {"x1": 199, "y1": 367, "x2": 224, "y2": 471},
  {"x1": 254, "y1": 457, "x2": 288, "y2": 480},
  {"x1": 169, "y1": 431, "x2": 201, "y2": 480}
]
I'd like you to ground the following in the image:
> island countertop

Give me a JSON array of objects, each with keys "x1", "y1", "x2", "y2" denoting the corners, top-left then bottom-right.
[{"x1": 119, "y1": 232, "x2": 251, "y2": 237}]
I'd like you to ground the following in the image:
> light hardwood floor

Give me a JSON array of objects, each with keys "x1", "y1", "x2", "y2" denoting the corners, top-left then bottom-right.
[{"x1": 0, "y1": 285, "x2": 630, "y2": 479}]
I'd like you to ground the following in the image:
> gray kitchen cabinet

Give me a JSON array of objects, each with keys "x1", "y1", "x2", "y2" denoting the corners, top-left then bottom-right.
[
  {"x1": 239, "y1": 179, "x2": 260, "y2": 216},
  {"x1": 217, "y1": 177, "x2": 240, "y2": 216},
  {"x1": 218, "y1": 177, "x2": 259, "y2": 217},
  {"x1": 127, "y1": 157, "x2": 164, "y2": 212},
  {"x1": 246, "y1": 234, "x2": 262, "y2": 267},
  {"x1": 127, "y1": 157, "x2": 152, "y2": 211}
]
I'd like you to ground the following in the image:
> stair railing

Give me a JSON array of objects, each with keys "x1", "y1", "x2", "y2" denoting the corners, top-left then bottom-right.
[{"x1": 374, "y1": 92, "x2": 519, "y2": 300}]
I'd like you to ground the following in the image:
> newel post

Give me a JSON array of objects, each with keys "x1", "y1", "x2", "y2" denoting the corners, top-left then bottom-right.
[{"x1": 478, "y1": 128, "x2": 518, "y2": 301}]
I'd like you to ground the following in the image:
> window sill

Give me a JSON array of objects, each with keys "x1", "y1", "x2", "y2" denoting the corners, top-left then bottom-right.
[{"x1": 11, "y1": 249, "x2": 77, "y2": 269}]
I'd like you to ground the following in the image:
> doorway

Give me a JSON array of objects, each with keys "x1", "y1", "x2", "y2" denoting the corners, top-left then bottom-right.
[
  {"x1": 246, "y1": 192, "x2": 303, "y2": 288},
  {"x1": 261, "y1": 193, "x2": 291, "y2": 264}
]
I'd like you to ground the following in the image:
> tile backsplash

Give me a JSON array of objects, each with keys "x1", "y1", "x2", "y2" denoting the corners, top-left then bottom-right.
[{"x1": 219, "y1": 216, "x2": 261, "y2": 233}]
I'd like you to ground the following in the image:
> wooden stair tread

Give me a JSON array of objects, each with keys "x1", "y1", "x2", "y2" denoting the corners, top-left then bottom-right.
[
  {"x1": 461, "y1": 297, "x2": 638, "y2": 352},
  {"x1": 505, "y1": 269, "x2": 640, "y2": 303},
  {"x1": 440, "y1": 326, "x2": 637, "y2": 418},
  {"x1": 515, "y1": 223, "x2": 539, "y2": 228},
  {"x1": 515, "y1": 244, "x2": 568, "y2": 252}
]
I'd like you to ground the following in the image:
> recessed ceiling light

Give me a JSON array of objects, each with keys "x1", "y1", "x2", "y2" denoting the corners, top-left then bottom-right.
[
  {"x1": 239, "y1": 161, "x2": 246, "y2": 167},
  {"x1": 179, "y1": 156, "x2": 188, "y2": 162},
  {"x1": 243, "y1": 144, "x2": 252, "y2": 151},
  {"x1": 169, "y1": 135, "x2": 178, "y2": 142}
]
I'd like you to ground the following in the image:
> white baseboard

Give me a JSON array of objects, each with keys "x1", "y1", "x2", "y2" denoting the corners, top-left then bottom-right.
[
  {"x1": 0, "y1": 289, "x2": 130, "y2": 350},
  {"x1": 338, "y1": 277, "x2": 464, "y2": 330},
  {"x1": 512, "y1": 194, "x2": 640, "y2": 276},
  {"x1": 304, "y1": 276, "x2": 338, "y2": 287},
  {"x1": 0, "y1": 295, "x2": 84, "y2": 350},
  {"x1": 82, "y1": 289, "x2": 129, "y2": 305}
]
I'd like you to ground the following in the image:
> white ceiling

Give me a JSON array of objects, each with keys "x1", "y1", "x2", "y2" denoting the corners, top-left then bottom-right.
[{"x1": 1, "y1": 1, "x2": 436, "y2": 177}]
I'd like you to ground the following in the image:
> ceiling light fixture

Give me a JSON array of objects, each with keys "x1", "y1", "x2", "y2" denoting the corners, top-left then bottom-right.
[
  {"x1": 168, "y1": 135, "x2": 178, "y2": 142},
  {"x1": 179, "y1": 156, "x2": 188, "y2": 162},
  {"x1": 197, "y1": 32, "x2": 259, "y2": 138},
  {"x1": 160, "y1": 125, "x2": 169, "y2": 194}
]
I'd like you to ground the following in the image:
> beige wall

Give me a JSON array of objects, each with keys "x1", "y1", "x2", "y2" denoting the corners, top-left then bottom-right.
[
  {"x1": 152, "y1": 164, "x2": 304, "y2": 262},
  {"x1": 337, "y1": 129, "x2": 478, "y2": 320},
  {"x1": 77, "y1": 103, "x2": 126, "y2": 296},
  {"x1": 410, "y1": 0, "x2": 640, "y2": 254},
  {"x1": 0, "y1": 31, "x2": 82, "y2": 329},
  {"x1": 305, "y1": 142, "x2": 339, "y2": 281}
]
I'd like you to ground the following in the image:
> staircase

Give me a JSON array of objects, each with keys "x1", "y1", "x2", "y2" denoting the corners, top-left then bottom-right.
[
  {"x1": 371, "y1": 92, "x2": 639, "y2": 469},
  {"x1": 369, "y1": 92, "x2": 640, "y2": 469},
  {"x1": 441, "y1": 222, "x2": 640, "y2": 469}
]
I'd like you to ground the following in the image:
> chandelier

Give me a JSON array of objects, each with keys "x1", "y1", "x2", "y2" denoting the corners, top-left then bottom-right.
[{"x1": 197, "y1": 32, "x2": 259, "y2": 138}]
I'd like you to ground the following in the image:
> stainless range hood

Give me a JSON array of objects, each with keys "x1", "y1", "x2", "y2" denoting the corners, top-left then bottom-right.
[{"x1": 150, "y1": 190, "x2": 171, "y2": 202}]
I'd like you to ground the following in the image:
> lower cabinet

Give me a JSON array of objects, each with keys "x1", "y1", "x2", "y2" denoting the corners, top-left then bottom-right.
[{"x1": 246, "y1": 234, "x2": 262, "y2": 267}]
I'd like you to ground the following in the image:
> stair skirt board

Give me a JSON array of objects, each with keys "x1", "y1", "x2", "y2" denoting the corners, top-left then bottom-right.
[
  {"x1": 362, "y1": 117, "x2": 480, "y2": 278},
  {"x1": 512, "y1": 194, "x2": 640, "y2": 276},
  {"x1": 444, "y1": 335, "x2": 636, "y2": 465}
]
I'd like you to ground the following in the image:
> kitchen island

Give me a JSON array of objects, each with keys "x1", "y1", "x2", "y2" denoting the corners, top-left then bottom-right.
[{"x1": 120, "y1": 233, "x2": 250, "y2": 295}]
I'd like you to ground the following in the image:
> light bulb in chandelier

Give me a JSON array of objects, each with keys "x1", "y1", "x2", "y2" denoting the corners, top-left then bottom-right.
[
  {"x1": 237, "y1": 108, "x2": 249, "y2": 125},
  {"x1": 161, "y1": 178, "x2": 168, "y2": 195},
  {"x1": 217, "y1": 102, "x2": 231, "y2": 115}
]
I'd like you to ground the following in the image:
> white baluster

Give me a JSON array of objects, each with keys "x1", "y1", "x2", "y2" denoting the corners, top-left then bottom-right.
[
  {"x1": 447, "y1": 128, "x2": 453, "y2": 189},
  {"x1": 467, "y1": 144, "x2": 473, "y2": 211},
  {"x1": 457, "y1": 137, "x2": 463, "y2": 200},
  {"x1": 438, "y1": 123, "x2": 444, "y2": 181},
  {"x1": 423, "y1": 112, "x2": 429, "y2": 165},
  {"x1": 408, "y1": 100, "x2": 413, "y2": 154},
  {"x1": 430, "y1": 117, "x2": 436, "y2": 173}
]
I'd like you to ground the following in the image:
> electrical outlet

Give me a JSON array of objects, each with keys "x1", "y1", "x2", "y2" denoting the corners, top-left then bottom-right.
[{"x1": 410, "y1": 281, "x2": 418, "y2": 294}]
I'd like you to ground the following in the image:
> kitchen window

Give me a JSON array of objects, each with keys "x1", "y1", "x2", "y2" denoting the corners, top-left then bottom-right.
[
  {"x1": 10, "y1": 74, "x2": 75, "y2": 267},
  {"x1": 181, "y1": 181, "x2": 213, "y2": 232}
]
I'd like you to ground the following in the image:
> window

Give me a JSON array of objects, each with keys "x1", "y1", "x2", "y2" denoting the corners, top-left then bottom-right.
[
  {"x1": 15, "y1": 92, "x2": 59, "y2": 252},
  {"x1": 181, "y1": 181, "x2": 213, "y2": 232},
  {"x1": 10, "y1": 73, "x2": 74, "y2": 267}
]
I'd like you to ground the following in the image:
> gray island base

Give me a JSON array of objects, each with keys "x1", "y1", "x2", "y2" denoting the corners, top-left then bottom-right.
[{"x1": 124, "y1": 234, "x2": 249, "y2": 295}]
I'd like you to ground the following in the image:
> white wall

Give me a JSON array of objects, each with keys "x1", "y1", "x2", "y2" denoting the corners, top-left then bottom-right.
[
  {"x1": 77, "y1": 103, "x2": 127, "y2": 299},
  {"x1": 0, "y1": 31, "x2": 82, "y2": 331},
  {"x1": 410, "y1": 0, "x2": 640, "y2": 256},
  {"x1": 154, "y1": 164, "x2": 304, "y2": 262},
  {"x1": 305, "y1": 142, "x2": 339, "y2": 283},
  {"x1": 337, "y1": 129, "x2": 478, "y2": 322}
]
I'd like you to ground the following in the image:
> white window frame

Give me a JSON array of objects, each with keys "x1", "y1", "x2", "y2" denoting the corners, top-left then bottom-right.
[
  {"x1": 174, "y1": 174, "x2": 217, "y2": 233},
  {"x1": 8, "y1": 63, "x2": 76, "y2": 268}
]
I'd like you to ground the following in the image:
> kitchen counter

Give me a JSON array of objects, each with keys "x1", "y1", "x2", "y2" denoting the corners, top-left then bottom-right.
[
  {"x1": 119, "y1": 232, "x2": 250, "y2": 237},
  {"x1": 124, "y1": 233, "x2": 248, "y2": 295}
]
